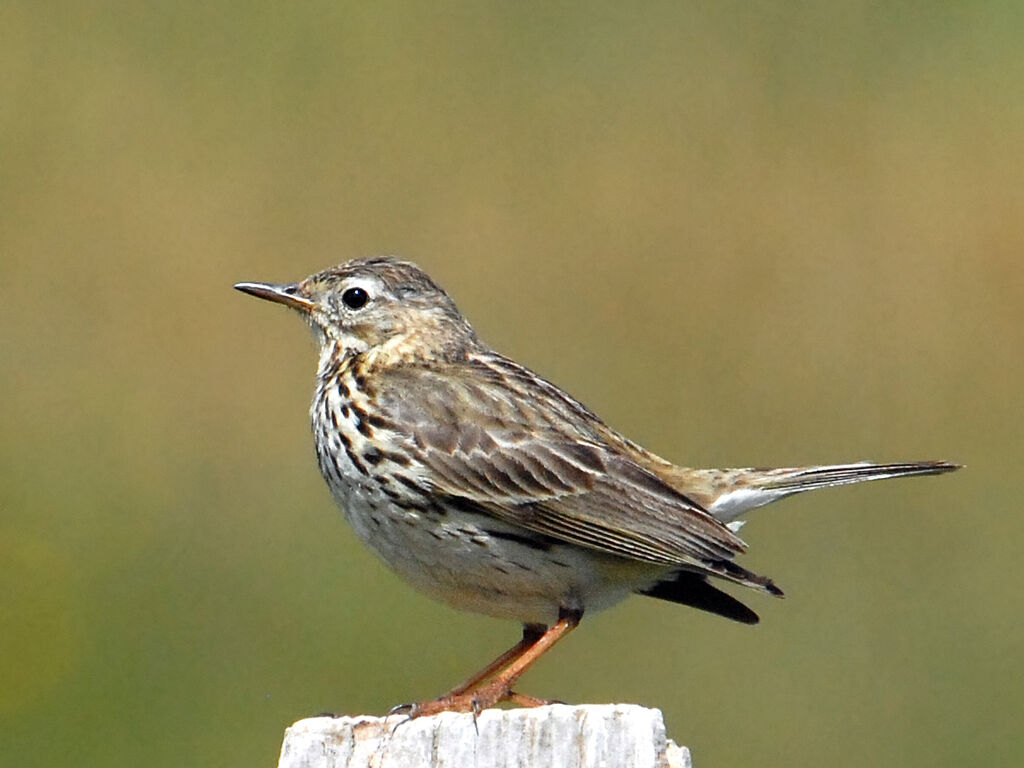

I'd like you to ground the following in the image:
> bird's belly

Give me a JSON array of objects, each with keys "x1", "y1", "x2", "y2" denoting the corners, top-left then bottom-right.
[
  {"x1": 311, "y1": 391, "x2": 661, "y2": 624},
  {"x1": 331, "y1": 483, "x2": 655, "y2": 625}
]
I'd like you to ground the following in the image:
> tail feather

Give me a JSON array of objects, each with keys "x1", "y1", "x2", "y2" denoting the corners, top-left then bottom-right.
[
  {"x1": 639, "y1": 571, "x2": 762, "y2": 624},
  {"x1": 758, "y1": 461, "x2": 960, "y2": 492},
  {"x1": 641, "y1": 460, "x2": 958, "y2": 618},
  {"x1": 707, "y1": 460, "x2": 960, "y2": 523}
]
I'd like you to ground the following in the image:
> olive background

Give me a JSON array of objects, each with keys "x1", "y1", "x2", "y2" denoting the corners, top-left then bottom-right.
[{"x1": 2, "y1": 3, "x2": 1021, "y2": 767}]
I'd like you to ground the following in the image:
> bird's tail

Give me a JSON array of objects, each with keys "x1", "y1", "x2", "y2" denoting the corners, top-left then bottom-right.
[
  {"x1": 638, "y1": 460, "x2": 958, "y2": 622},
  {"x1": 698, "y1": 460, "x2": 961, "y2": 524}
]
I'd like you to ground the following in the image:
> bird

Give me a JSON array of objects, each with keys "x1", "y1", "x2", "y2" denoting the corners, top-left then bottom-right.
[{"x1": 234, "y1": 256, "x2": 959, "y2": 716}]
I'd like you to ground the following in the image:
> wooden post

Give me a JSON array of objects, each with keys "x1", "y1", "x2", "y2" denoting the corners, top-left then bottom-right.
[{"x1": 278, "y1": 704, "x2": 691, "y2": 768}]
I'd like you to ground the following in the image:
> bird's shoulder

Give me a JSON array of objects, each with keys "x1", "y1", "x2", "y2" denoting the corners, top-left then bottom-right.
[
  {"x1": 363, "y1": 350, "x2": 605, "y2": 441},
  {"x1": 364, "y1": 350, "x2": 691, "y2": 486}
]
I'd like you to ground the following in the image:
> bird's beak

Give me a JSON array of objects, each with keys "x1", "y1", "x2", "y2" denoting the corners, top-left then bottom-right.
[{"x1": 234, "y1": 281, "x2": 315, "y2": 313}]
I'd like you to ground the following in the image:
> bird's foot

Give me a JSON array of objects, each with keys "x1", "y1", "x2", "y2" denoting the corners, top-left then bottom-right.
[
  {"x1": 391, "y1": 684, "x2": 556, "y2": 719},
  {"x1": 388, "y1": 613, "x2": 579, "y2": 720}
]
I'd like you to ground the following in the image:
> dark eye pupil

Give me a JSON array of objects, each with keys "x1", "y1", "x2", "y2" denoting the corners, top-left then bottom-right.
[{"x1": 342, "y1": 287, "x2": 369, "y2": 309}]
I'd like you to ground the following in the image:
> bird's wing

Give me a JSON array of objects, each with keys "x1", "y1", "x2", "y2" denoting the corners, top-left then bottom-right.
[{"x1": 369, "y1": 356, "x2": 754, "y2": 577}]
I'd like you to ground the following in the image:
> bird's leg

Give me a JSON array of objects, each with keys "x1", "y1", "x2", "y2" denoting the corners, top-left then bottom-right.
[
  {"x1": 408, "y1": 609, "x2": 581, "y2": 717},
  {"x1": 446, "y1": 623, "x2": 547, "y2": 697},
  {"x1": 474, "y1": 609, "x2": 580, "y2": 709}
]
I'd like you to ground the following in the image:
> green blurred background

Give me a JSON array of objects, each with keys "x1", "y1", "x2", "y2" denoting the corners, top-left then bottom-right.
[{"x1": 2, "y1": 2, "x2": 1021, "y2": 766}]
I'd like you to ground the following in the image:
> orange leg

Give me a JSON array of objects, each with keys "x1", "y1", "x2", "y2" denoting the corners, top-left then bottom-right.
[
  {"x1": 446, "y1": 623, "x2": 546, "y2": 697},
  {"x1": 409, "y1": 610, "x2": 581, "y2": 717}
]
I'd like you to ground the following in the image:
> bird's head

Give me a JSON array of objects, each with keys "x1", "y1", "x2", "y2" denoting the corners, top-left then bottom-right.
[{"x1": 235, "y1": 257, "x2": 479, "y2": 363}]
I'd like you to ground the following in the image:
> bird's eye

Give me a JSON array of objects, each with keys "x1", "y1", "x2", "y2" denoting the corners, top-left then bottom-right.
[{"x1": 341, "y1": 287, "x2": 369, "y2": 310}]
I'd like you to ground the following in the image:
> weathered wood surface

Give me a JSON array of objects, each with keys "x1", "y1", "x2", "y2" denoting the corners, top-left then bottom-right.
[{"x1": 278, "y1": 704, "x2": 691, "y2": 768}]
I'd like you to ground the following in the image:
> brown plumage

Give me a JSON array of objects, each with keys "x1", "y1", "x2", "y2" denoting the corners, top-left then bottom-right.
[{"x1": 235, "y1": 256, "x2": 959, "y2": 715}]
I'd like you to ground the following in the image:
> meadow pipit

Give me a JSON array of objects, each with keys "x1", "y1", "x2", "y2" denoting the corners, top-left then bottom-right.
[{"x1": 235, "y1": 257, "x2": 958, "y2": 716}]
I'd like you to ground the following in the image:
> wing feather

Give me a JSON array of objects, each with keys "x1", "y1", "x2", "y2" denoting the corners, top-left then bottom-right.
[{"x1": 371, "y1": 355, "x2": 746, "y2": 569}]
